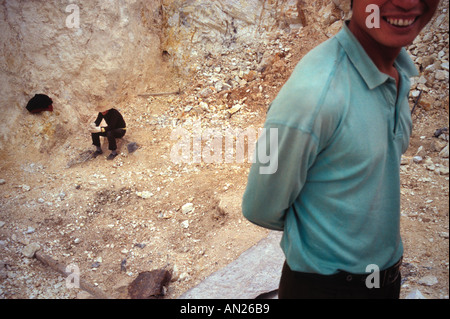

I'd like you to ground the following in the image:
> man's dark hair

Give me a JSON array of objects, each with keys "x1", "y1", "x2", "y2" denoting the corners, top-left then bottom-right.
[{"x1": 351, "y1": 0, "x2": 353, "y2": 9}]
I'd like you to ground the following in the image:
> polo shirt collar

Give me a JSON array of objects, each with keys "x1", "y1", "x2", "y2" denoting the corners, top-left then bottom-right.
[{"x1": 335, "y1": 23, "x2": 419, "y2": 90}]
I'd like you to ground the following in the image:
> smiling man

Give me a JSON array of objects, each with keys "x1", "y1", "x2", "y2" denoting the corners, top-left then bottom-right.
[
  {"x1": 242, "y1": 0, "x2": 440, "y2": 299},
  {"x1": 349, "y1": 0, "x2": 440, "y2": 87}
]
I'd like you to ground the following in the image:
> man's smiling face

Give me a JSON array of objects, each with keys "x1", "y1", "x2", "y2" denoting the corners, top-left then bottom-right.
[{"x1": 351, "y1": 0, "x2": 440, "y2": 49}]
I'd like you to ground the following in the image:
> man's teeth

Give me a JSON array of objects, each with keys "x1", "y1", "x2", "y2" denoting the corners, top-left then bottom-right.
[{"x1": 386, "y1": 18, "x2": 415, "y2": 27}]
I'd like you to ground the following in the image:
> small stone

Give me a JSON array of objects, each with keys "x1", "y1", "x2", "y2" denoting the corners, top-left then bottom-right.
[
  {"x1": 405, "y1": 289, "x2": 427, "y2": 299},
  {"x1": 25, "y1": 226, "x2": 35, "y2": 234},
  {"x1": 432, "y1": 139, "x2": 447, "y2": 152},
  {"x1": 424, "y1": 63, "x2": 436, "y2": 74},
  {"x1": 435, "y1": 70, "x2": 448, "y2": 81},
  {"x1": 128, "y1": 269, "x2": 172, "y2": 299},
  {"x1": 412, "y1": 156, "x2": 423, "y2": 164},
  {"x1": 199, "y1": 101, "x2": 209, "y2": 111},
  {"x1": 171, "y1": 264, "x2": 179, "y2": 282},
  {"x1": 411, "y1": 90, "x2": 421, "y2": 98},
  {"x1": 22, "y1": 243, "x2": 41, "y2": 258},
  {"x1": 439, "y1": 144, "x2": 449, "y2": 158},
  {"x1": 179, "y1": 272, "x2": 189, "y2": 281},
  {"x1": 439, "y1": 232, "x2": 449, "y2": 239},
  {"x1": 158, "y1": 211, "x2": 172, "y2": 219},
  {"x1": 12, "y1": 234, "x2": 29, "y2": 245},
  {"x1": 91, "y1": 262, "x2": 101, "y2": 269},
  {"x1": 415, "y1": 145, "x2": 426, "y2": 157},
  {"x1": 0, "y1": 179, "x2": 5, "y2": 185},
  {"x1": 181, "y1": 220, "x2": 189, "y2": 229},
  {"x1": 222, "y1": 82, "x2": 232, "y2": 91},
  {"x1": 228, "y1": 104, "x2": 242, "y2": 115},
  {"x1": 243, "y1": 70, "x2": 258, "y2": 82},
  {"x1": 181, "y1": 203, "x2": 194, "y2": 214},
  {"x1": 418, "y1": 275, "x2": 438, "y2": 286},
  {"x1": 136, "y1": 191, "x2": 153, "y2": 199},
  {"x1": 199, "y1": 87, "x2": 214, "y2": 98},
  {"x1": 214, "y1": 81, "x2": 224, "y2": 92},
  {"x1": 424, "y1": 158, "x2": 436, "y2": 171},
  {"x1": 417, "y1": 75, "x2": 428, "y2": 84},
  {"x1": 436, "y1": 166, "x2": 449, "y2": 175}
]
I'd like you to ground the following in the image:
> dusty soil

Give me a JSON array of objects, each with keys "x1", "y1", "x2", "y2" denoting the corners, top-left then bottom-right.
[{"x1": 0, "y1": 25, "x2": 448, "y2": 299}]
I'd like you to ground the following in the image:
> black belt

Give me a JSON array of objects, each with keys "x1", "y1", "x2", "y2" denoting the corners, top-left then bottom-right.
[
  {"x1": 283, "y1": 258, "x2": 402, "y2": 289},
  {"x1": 335, "y1": 258, "x2": 402, "y2": 288}
]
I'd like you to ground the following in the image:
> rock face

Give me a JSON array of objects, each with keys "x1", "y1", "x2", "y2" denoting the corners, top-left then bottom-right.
[
  {"x1": 408, "y1": 8, "x2": 450, "y2": 109},
  {"x1": 0, "y1": 0, "x2": 306, "y2": 154},
  {"x1": 161, "y1": 0, "x2": 303, "y2": 74},
  {"x1": 0, "y1": 0, "x2": 165, "y2": 151}
]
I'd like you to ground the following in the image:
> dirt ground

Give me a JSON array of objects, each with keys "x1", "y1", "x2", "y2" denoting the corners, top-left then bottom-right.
[{"x1": 0, "y1": 25, "x2": 448, "y2": 300}]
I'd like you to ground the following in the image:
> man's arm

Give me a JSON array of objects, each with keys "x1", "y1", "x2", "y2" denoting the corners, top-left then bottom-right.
[
  {"x1": 94, "y1": 113, "x2": 103, "y2": 126},
  {"x1": 242, "y1": 123, "x2": 319, "y2": 231}
]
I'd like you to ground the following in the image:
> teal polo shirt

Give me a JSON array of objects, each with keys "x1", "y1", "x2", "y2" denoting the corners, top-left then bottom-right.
[{"x1": 242, "y1": 24, "x2": 418, "y2": 275}]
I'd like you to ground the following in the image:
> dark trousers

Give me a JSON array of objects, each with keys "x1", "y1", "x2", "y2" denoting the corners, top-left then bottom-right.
[
  {"x1": 91, "y1": 129, "x2": 125, "y2": 151},
  {"x1": 278, "y1": 260, "x2": 402, "y2": 299}
]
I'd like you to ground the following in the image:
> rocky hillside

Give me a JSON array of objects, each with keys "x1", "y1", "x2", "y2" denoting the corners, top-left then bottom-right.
[{"x1": 0, "y1": 0, "x2": 172, "y2": 154}]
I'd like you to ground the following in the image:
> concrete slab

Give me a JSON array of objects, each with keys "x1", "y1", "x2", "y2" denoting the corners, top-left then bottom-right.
[{"x1": 178, "y1": 231, "x2": 285, "y2": 299}]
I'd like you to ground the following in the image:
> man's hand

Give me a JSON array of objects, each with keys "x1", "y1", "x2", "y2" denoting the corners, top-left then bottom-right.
[{"x1": 89, "y1": 123, "x2": 102, "y2": 133}]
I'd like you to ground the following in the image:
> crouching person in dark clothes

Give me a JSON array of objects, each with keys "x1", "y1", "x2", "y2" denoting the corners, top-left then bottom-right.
[{"x1": 90, "y1": 107, "x2": 126, "y2": 160}]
